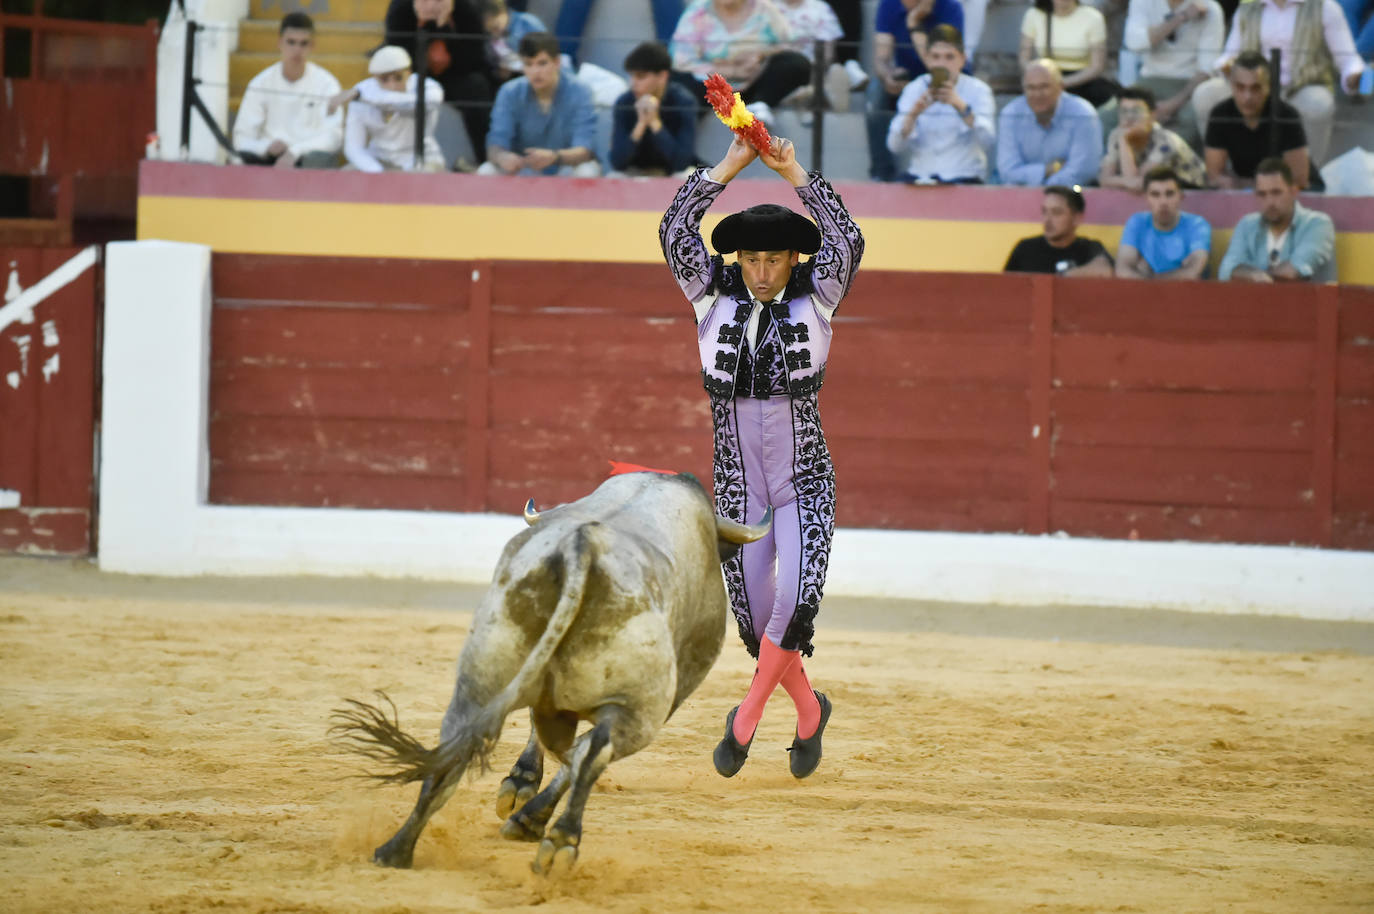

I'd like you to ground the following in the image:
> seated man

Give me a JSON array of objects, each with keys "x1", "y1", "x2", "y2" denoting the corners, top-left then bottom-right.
[
  {"x1": 1191, "y1": 0, "x2": 1366, "y2": 166},
  {"x1": 480, "y1": 0, "x2": 548, "y2": 84},
  {"x1": 335, "y1": 46, "x2": 446, "y2": 172},
  {"x1": 1004, "y1": 185, "x2": 1114, "y2": 276},
  {"x1": 886, "y1": 25, "x2": 995, "y2": 184},
  {"x1": 1115, "y1": 167, "x2": 1211, "y2": 280},
  {"x1": 1203, "y1": 53, "x2": 1312, "y2": 191},
  {"x1": 1117, "y1": 0, "x2": 1225, "y2": 150},
  {"x1": 609, "y1": 41, "x2": 699, "y2": 177},
  {"x1": 232, "y1": 12, "x2": 342, "y2": 168},
  {"x1": 1219, "y1": 157, "x2": 1337, "y2": 283},
  {"x1": 1099, "y1": 85, "x2": 1206, "y2": 192},
  {"x1": 477, "y1": 32, "x2": 600, "y2": 177},
  {"x1": 866, "y1": 0, "x2": 967, "y2": 182},
  {"x1": 996, "y1": 58, "x2": 1103, "y2": 187}
]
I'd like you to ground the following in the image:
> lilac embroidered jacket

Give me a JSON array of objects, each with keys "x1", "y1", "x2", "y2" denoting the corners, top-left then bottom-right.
[{"x1": 658, "y1": 168, "x2": 864, "y2": 398}]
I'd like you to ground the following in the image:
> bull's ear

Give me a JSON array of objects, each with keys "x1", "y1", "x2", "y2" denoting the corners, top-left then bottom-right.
[
  {"x1": 523, "y1": 499, "x2": 540, "y2": 526},
  {"x1": 715, "y1": 506, "x2": 772, "y2": 544}
]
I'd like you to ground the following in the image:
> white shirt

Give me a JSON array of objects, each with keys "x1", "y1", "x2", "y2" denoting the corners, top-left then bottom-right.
[
  {"x1": 343, "y1": 74, "x2": 445, "y2": 173},
  {"x1": 1213, "y1": 0, "x2": 1365, "y2": 90},
  {"x1": 886, "y1": 73, "x2": 997, "y2": 182},
  {"x1": 1267, "y1": 226, "x2": 1291, "y2": 264},
  {"x1": 1124, "y1": 0, "x2": 1226, "y2": 80},
  {"x1": 232, "y1": 61, "x2": 343, "y2": 158}
]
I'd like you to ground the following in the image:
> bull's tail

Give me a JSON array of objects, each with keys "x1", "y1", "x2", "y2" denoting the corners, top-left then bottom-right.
[{"x1": 329, "y1": 526, "x2": 595, "y2": 785}]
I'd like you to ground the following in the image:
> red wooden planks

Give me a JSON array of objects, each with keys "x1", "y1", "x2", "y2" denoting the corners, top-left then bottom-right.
[
  {"x1": 825, "y1": 387, "x2": 1027, "y2": 445},
  {"x1": 488, "y1": 313, "x2": 699, "y2": 376},
  {"x1": 830, "y1": 438, "x2": 1027, "y2": 500},
  {"x1": 1051, "y1": 500, "x2": 1318, "y2": 546},
  {"x1": 847, "y1": 271, "x2": 1033, "y2": 333},
  {"x1": 837, "y1": 493, "x2": 1026, "y2": 532},
  {"x1": 0, "y1": 508, "x2": 90, "y2": 554},
  {"x1": 1055, "y1": 335, "x2": 1314, "y2": 392},
  {"x1": 489, "y1": 261, "x2": 686, "y2": 316},
  {"x1": 213, "y1": 253, "x2": 471, "y2": 309},
  {"x1": 210, "y1": 416, "x2": 466, "y2": 477},
  {"x1": 1052, "y1": 390, "x2": 1313, "y2": 451},
  {"x1": 490, "y1": 374, "x2": 707, "y2": 433},
  {"x1": 209, "y1": 471, "x2": 468, "y2": 511},
  {"x1": 828, "y1": 330, "x2": 1030, "y2": 386},
  {"x1": 1053, "y1": 445, "x2": 1312, "y2": 509},
  {"x1": 211, "y1": 364, "x2": 465, "y2": 421},
  {"x1": 1054, "y1": 279, "x2": 1315, "y2": 340},
  {"x1": 212, "y1": 307, "x2": 468, "y2": 368}
]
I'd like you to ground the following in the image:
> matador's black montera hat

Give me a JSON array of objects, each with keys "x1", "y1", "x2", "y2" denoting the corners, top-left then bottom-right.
[{"x1": 711, "y1": 204, "x2": 821, "y2": 255}]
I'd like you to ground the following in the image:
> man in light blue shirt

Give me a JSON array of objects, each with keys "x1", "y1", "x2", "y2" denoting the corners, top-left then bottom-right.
[
  {"x1": 996, "y1": 59, "x2": 1103, "y2": 187},
  {"x1": 1116, "y1": 166, "x2": 1211, "y2": 280},
  {"x1": 1219, "y1": 157, "x2": 1337, "y2": 283},
  {"x1": 478, "y1": 31, "x2": 600, "y2": 177}
]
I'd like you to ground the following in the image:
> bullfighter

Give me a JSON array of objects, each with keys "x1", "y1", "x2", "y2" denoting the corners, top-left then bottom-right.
[{"x1": 659, "y1": 134, "x2": 864, "y2": 779}]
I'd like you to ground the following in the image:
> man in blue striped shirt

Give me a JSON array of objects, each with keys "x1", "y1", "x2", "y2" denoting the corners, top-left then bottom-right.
[{"x1": 996, "y1": 59, "x2": 1103, "y2": 187}]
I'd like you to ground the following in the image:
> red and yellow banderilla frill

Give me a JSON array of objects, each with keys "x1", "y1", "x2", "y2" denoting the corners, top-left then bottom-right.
[{"x1": 704, "y1": 73, "x2": 773, "y2": 155}]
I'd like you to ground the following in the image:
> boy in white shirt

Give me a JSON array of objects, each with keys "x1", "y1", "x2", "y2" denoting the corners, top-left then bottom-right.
[
  {"x1": 232, "y1": 12, "x2": 343, "y2": 169},
  {"x1": 334, "y1": 46, "x2": 446, "y2": 173}
]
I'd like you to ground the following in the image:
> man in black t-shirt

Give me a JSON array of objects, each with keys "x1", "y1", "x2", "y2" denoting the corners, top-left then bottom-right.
[
  {"x1": 1203, "y1": 52, "x2": 1311, "y2": 191},
  {"x1": 1004, "y1": 186, "x2": 1114, "y2": 276}
]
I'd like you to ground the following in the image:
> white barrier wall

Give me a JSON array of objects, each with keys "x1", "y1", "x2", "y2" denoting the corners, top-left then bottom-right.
[{"x1": 99, "y1": 240, "x2": 1374, "y2": 622}]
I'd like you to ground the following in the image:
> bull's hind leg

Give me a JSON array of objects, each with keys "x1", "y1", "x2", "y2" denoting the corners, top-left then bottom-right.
[
  {"x1": 531, "y1": 707, "x2": 621, "y2": 876},
  {"x1": 500, "y1": 764, "x2": 570, "y2": 841},
  {"x1": 495, "y1": 725, "x2": 544, "y2": 821},
  {"x1": 373, "y1": 769, "x2": 463, "y2": 868}
]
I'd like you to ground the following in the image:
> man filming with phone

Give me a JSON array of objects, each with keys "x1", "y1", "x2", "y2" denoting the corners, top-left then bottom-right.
[{"x1": 886, "y1": 25, "x2": 995, "y2": 183}]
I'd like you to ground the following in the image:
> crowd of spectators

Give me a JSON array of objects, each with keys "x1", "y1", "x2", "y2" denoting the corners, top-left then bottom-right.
[
  {"x1": 231, "y1": 0, "x2": 1370, "y2": 187},
  {"x1": 227, "y1": 0, "x2": 1365, "y2": 278}
]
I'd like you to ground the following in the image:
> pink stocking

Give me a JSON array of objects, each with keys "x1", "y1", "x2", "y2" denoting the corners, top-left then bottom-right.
[
  {"x1": 731, "y1": 636, "x2": 796, "y2": 744},
  {"x1": 780, "y1": 658, "x2": 822, "y2": 739}
]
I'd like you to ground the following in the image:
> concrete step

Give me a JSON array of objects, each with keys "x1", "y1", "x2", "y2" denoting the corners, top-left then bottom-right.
[
  {"x1": 238, "y1": 18, "x2": 382, "y2": 55},
  {"x1": 230, "y1": 51, "x2": 369, "y2": 97},
  {"x1": 249, "y1": 0, "x2": 390, "y2": 24}
]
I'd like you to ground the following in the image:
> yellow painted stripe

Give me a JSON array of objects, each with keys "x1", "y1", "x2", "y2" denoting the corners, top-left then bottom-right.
[{"x1": 137, "y1": 195, "x2": 1374, "y2": 285}]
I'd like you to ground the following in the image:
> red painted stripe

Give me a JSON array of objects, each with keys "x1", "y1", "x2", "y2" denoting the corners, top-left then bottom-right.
[{"x1": 138, "y1": 160, "x2": 1374, "y2": 230}]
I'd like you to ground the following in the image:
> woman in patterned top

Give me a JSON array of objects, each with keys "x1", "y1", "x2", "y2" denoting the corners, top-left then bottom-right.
[
  {"x1": 659, "y1": 134, "x2": 863, "y2": 780},
  {"x1": 668, "y1": 0, "x2": 812, "y2": 121}
]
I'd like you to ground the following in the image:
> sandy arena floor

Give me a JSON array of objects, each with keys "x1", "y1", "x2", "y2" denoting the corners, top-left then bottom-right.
[{"x1": 1, "y1": 556, "x2": 1372, "y2": 913}]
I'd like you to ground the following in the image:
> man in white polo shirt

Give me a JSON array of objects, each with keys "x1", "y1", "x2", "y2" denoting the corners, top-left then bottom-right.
[
  {"x1": 232, "y1": 12, "x2": 344, "y2": 169},
  {"x1": 336, "y1": 46, "x2": 446, "y2": 172}
]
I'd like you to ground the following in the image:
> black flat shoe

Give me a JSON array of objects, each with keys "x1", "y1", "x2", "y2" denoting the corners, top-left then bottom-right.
[
  {"x1": 787, "y1": 691, "x2": 832, "y2": 779},
  {"x1": 713, "y1": 706, "x2": 753, "y2": 777}
]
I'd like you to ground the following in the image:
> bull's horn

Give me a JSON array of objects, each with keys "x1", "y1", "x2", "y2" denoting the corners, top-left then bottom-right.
[
  {"x1": 523, "y1": 499, "x2": 540, "y2": 526},
  {"x1": 716, "y1": 506, "x2": 773, "y2": 544}
]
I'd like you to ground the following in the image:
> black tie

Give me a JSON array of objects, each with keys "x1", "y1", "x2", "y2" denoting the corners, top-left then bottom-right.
[{"x1": 754, "y1": 299, "x2": 782, "y2": 349}]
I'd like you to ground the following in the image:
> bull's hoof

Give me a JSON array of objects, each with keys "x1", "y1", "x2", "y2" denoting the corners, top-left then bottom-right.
[
  {"x1": 712, "y1": 706, "x2": 753, "y2": 778},
  {"x1": 372, "y1": 840, "x2": 414, "y2": 869},
  {"x1": 500, "y1": 812, "x2": 546, "y2": 842},
  {"x1": 787, "y1": 690, "x2": 832, "y2": 779},
  {"x1": 532, "y1": 835, "x2": 578, "y2": 876},
  {"x1": 495, "y1": 778, "x2": 539, "y2": 821}
]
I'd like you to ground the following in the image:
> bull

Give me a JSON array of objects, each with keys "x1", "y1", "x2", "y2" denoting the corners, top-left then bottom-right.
[{"x1": 330, "y1": 471, "x2": 771, "y2": 875}]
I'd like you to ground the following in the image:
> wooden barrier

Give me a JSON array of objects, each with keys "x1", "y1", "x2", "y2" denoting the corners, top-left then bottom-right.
[
  {"x1": 208, "y1": 254, "x2": 1374, "y2": 551},
  {"x1": 0, "y1": 245, "x2": 99, "y2": 554}
]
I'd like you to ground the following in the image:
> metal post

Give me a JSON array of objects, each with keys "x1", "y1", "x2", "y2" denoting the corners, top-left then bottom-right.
[
  {"x1": 414, "y1": 26, "x2": 428, "y2": 170},
  {"x1": 809, "y1": 55, "x2": 824, "y2": 172},
  {"x1": 1268, "y1": 47, "x2": 1282, "y2": 159},
  {"x1": 180, "y1": 18, "x2": 197, "y2": 157}
]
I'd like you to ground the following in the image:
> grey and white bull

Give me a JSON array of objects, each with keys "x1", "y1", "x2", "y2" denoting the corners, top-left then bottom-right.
[{"x1": 330, "y1": 471, "x2": 770, "y2": 875}]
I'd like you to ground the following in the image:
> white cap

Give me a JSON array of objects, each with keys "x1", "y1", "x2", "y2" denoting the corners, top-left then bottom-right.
[{"x1": 368, "y1": 45, "x2": 411, "y2": 75}]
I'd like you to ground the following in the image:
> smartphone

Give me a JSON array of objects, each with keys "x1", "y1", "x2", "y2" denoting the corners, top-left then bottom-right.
[
  {"x1": 1361, "y1": 68, "x2": 1374, "y2": 96},
  {"x1": 929, "y1": 66, "x2": 949, "y2": 90}
]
